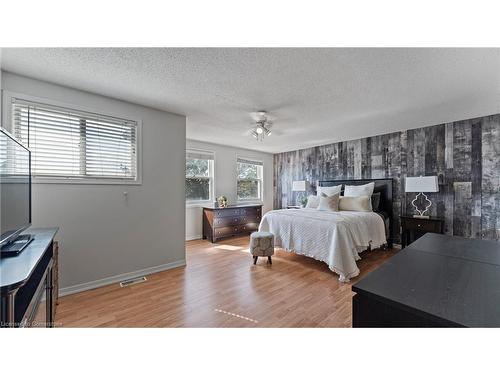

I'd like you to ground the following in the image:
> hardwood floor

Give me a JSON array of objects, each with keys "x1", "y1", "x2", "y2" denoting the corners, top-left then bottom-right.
[{"x1": 56, "y1": 236, "x2": 397, "y2": 327}]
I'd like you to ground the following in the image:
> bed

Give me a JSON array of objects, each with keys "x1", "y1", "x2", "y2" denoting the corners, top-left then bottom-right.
[{"x1": 259, "y1": 178, "x2": 394, "y2": 281}]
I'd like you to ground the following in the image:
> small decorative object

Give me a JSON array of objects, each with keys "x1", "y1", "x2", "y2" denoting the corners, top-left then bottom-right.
[
  {"x1": 217, "y1": 195, "x2": 228, "y2": 208},
  {"x1": 292, "y1": 180, "x2": 309, "y2": 207},
  {"x1": 405, "y1": 176, "x2": 439, "y2": 218}
]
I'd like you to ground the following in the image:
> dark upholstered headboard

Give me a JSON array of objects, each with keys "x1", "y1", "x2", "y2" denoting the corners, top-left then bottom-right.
[{"x1": 318, "y1": 178, "x2": 394, "y2": 247}]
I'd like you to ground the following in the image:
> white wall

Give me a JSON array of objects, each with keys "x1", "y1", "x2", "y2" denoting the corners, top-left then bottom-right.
[
  {"x1": 185, "y1": 139, "x2": 274, "y2": 240},
  {"x1": 1, "y1": 72, "x2": 186, "y2": 293}
]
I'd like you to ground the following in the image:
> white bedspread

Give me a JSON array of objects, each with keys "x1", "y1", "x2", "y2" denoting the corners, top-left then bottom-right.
[{"x1": 259, "y1": 208, "x2": 386, "y2": 281}]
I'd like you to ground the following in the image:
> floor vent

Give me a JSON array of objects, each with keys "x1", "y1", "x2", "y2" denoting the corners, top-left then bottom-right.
[{"x1": 120, "y1": 276, "x2": 147, "y2": 287}]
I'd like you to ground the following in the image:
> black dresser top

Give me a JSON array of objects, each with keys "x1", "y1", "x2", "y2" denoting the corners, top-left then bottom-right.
[
  {"x1": 352, "y1": 233, "x2": 500, "y2": 327},
  {"x1": 0, "y1": 227, "x2": 59, "y2": 293}
]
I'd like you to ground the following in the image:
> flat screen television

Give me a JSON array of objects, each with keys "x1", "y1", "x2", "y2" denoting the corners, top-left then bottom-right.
[{"x1": 0, "y1": 128, "x2": 32, "y2": 248}]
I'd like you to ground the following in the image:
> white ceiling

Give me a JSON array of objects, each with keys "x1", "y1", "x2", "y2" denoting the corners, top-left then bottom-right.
[{"x1": 2, "y1": 48, "x2": 499, "y2": 153}]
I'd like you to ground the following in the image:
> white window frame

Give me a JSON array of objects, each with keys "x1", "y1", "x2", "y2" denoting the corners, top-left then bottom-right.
[
  {"x1": 3, "y1": 91, "x2": 142, "y2": 185},
  {"x1": 236, "y1": 156, "x2": 264, "y2": 203},
  {"x1": 185, "y1": 148, "x2": 215, "y2": 207}
]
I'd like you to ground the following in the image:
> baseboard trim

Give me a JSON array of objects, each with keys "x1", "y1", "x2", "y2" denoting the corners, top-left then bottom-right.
[
  {"x1": 58, "y1": 259, "x2": 186, "y2": 297},
  {"x1": 185, "y1": 234, "x2": 202, "y2": 241}
]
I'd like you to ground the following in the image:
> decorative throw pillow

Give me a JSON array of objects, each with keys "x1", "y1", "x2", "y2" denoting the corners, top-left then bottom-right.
[
  {"x1": 371, "y1": 192, "x2": 381, "y2": 212},
  {"x1": 305, "y1": 195, "x2": 320, "y2": 209},
  {"x1": 339, "y1": 196, "x2": 372, "y2": 212},
  {"x1": 344, "y1": 182, "x2": 375, "y2": 197},
  {"x1": 317, "y1": 184, "x2": 342, "y2": 197},
  {"x1": 317, "y1": 192, "x2": 340, "y2": 212}
]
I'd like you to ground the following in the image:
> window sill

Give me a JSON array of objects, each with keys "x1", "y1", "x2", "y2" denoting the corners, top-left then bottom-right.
[
  {"x1": 186, "y1": 201, "x2": 213, "y2": 208},
  {"x1": 32, "y1": 177, "x2": 142, "y2": 185},
  {"x1": 237, "y1": 200, "x2": 264, "y2": 205}
]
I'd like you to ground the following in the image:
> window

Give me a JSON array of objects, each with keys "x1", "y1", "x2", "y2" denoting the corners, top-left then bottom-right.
[
  {"x1": 186, "y1": 150, "x2": 214, "y2": 202},
  {"x1": 237, "y1": 158, "x2": 263, "y2": 201},
  {"x1": 12, "y1": 98, "x2": 138, "y2": 182}
]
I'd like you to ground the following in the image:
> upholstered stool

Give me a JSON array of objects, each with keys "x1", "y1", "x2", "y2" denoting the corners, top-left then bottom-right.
[{"x1": 250, "y1": 231, "x2": 274, "y2": 265}]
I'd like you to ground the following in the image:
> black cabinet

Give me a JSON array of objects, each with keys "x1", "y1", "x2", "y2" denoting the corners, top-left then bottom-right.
[
  {"x1": 400, "y1": 215, "x2": 444, "y2": 248},
  {"x1": 352, "y1": 233, "x2": 500, "y2": 327},
  {"x1": 1, "y1": 228, "x2": 58, "y2": 328}
]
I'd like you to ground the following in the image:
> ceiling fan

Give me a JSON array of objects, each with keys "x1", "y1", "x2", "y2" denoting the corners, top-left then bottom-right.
[{"x1": 249, "y1": 111, "x2": 273, "y2": 141}]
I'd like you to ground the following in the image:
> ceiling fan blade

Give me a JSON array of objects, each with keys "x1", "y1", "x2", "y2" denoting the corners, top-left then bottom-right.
[
  {"x1": 269, "y1": 128, "x2": 283, "y2": 136},
  {"x1": 249, "y1": 112, "x2": 265, "y2": 122}
]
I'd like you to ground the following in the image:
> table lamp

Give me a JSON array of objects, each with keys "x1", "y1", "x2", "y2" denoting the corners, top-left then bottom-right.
[
  {"x1": 292, "y1": 180, "x2": 308, "y2": 207},
  {"x1": 405, "y1": 176, "x2": 439, "y2": 218}
]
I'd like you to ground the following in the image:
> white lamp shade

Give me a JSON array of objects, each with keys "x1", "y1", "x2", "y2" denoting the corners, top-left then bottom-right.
[
  {"x1": 292, "y1": 180, "x2": 308, "y2": 192},
  {"x1": 405, "y1": 176, "x2": 439, "y2": 193}
]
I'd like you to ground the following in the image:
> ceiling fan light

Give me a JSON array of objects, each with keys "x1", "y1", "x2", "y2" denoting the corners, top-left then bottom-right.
[{"x1": 248, "y1": 111, "x2": 273, "y2": 141}]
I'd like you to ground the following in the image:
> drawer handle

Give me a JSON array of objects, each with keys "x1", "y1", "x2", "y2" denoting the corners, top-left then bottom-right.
[{"x1": 417, "y1": 224, "x2": 421, "y2": 227}]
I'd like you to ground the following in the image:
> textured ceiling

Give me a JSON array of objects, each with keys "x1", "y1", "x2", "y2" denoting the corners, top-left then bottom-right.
[{"x1": 1, "y1": 48, "x2": 499, "y2": 153}]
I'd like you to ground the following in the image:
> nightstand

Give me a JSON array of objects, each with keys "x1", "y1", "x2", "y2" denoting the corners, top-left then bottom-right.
[{"x1": 400, "y1": 215, "x2": 444, "y2": 248}]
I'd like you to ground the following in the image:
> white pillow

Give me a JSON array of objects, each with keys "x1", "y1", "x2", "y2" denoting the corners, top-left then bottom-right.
[
  {"x1": 317, "y1": 192, "x2": 340, "y2": 212},
  {"x1": 305, "y1": 195, "x2": 320, "y2": 209},
  {"x1": 317, "y1": 184, "x2": 342, "y2": 197},
  {"x1": 339, "y1": 196, "x2": 371, "y2": 212},
  {"x1": 344, "y1": 182, "x2": 375, "y2": 197}
]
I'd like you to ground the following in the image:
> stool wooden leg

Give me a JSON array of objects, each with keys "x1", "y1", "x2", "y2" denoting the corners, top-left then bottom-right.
[
  {"x1": 253, "y1": 256, "x2": 258, "y2": 265},
  {"x1": 268, "y1": 256, "x2": 272, "y2": 264}
]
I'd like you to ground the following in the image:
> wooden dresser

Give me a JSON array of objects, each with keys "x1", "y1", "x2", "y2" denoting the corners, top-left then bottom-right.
[{"x1": 203, "y1": 204, "x2": 262, "y2": 243}]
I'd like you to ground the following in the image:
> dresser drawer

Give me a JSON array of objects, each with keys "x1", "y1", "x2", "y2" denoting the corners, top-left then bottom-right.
[
  {"x1": 214, "y1": 225, "x2": 241, "y2": 237},
  {"x1": 404, "y1": 218, "x2": 441, "y2": 232},
  {"x1": 240, "y1": 222, "x2": 259, "y2": 232},
  {"x1": 214, "y1": 216, "x2": 241, "y2": 227},
  {"x1": 240, "y1": 215, "x2": 261, "y2": 224},
  {"x1": 214, "y1": 208, "x2": 240, "y2": 218},
  {"x1": 239, "y1": 207, "x2": 261, "y2": 216}
]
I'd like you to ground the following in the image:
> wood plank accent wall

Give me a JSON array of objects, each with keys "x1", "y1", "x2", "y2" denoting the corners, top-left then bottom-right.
[{"x1": 273, "y1": 114, "x2": 500, "y2": 244}]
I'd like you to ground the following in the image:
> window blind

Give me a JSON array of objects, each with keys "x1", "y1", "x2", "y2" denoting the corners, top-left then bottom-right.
[
  {"x1": 186, "y1": 150, "x2": 214, "y2": 161},
  {"x1": 237, "y1": 157, "x2": 263, "y2": 166},
  {"x1": 12, "y1": 99, "x2": 138, "y2": 180}
]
